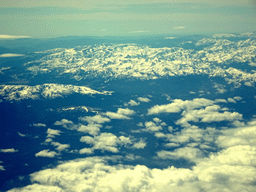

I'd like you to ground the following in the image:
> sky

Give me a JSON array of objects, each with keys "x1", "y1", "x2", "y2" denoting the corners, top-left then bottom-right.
[{"x1": 0, "y1": 1, "x2": 256, "y2": 37}]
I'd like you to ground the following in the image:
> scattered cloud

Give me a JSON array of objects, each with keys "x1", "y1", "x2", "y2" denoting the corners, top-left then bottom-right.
[
  {"x1": 105, "y1": 108, "x2": 135, "y2": 119},
  {"x1": 18, "y1": 132, "x2": 27, "y2": 137},
  {"x1": 0, "y1": 148, "x2": 18, "y2": 153},
  {"x1": 157, "y1": 147, "x2": 204, "y2": 162},
  {"x1": 54, "y1": 119, "x2": 75, "y2": 129},
  {"x1": 133, "y1": 139, "x2": 147, "y2": 149},
  {"x1": 51, "y1": 142, "x2": 70, "y2": 152},
  {"x1": 127, "y1": 99, "x2": 140, "y2": 106},
  {"x1": 46, "y1": 128, "x2": 61, "y2": 138},
  {"x1": 77, "y1": 124, "x2": 102, "y2": 136},
  {"x1": 33, "y1": 123, "x2": 46, "y2": 127},
  {"x1": 144, "y1": 121, "x2": 162, "y2": 132},
  {"x1": 173, "y1": 26, "x2": 185, "y2": 30},
  {"x1": 79, "y1": 115, "x2": 110, "y2": 124},
  {"x1": 147, "y1": 98, "x2": 214, "y2": 115},
  {"x1": 0, "y1": 34, "x2": 30, "y2": 39},
  {"x1": 176, "y1": 105, "x2": 243, "y2": 127},
  {"x1": 0, "y1": 53, "x2": 25, "y2": 58},
  {"x1": 35, "y1": 150, "x2": 57, "y2": 158},
  {"x1": 137, "y1": 97, "x2": 151, "y2": 102},
  {"x1": 80, "y1": 133, "x2": 124, "y2": 154}
]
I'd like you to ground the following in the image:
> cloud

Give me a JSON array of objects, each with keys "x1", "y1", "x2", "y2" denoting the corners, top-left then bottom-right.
[
  {"x1": 79, "y1": 133, "x2": 143, "y2": 154},
  {"x1": 79, "y1": 115, "x2": 110, "y2": 124},
  {"x1": 46, "y1": 128, "x2": 61, "y2": 138},
  {"x1": 137, "y1": 97, "x2": 151, "y2": 102},
  {"x1": 77, "y1": 124, "x2": 102, "y2": 136},
  {"x1": 0, "y1": 165, "x2": 5, "y2": 171},
  {"x1": 147, "y1": 98, "x2": 214, "y2": 115},
  {"x1": 127, "y1": 100, "x2": 140, "y2": 106},
  {"x1": 105, "y1": 108, "x2": 135, "y2": 119},
  {"x1": 157, "y1": 147, "x2": 204, "y2": 162},
  {"x1": 8, "y1": 156, "x2": 199, "y2": 192},
  {"x1": 132, "y1": 139, "x2": 147, "y2": 149},
  {"x1": 33, "y1": 123, "x2": 46, "y2": 127},
  {"x1": 35, "y1": 150, "x2": 57, "y2": 158},
  {"x1": 0, "y1": 148, "x2": 18, "y2": 153},
  {"x1": 0, "y1": 34, "x2": 30, "y2": 39},
  {"x1": 79, "y1": 133, "x2": 131, "y2": 154},
  {"x1": 78, "y1": 115, "x2": 111, "y2": 135},
  {"x1": 51, "y1": 142, "x2": 70, "y2": 152},
  {"x1": 0, "y1": 53, "x2": 25, "y2": 58},
  {"x1": 173, "y1": 26, "x2": 185, "y2": 30},
  {"x1": 144, "y1": 121, "x2": 162, "y2": 132},
  {"x1": 216, "y1": 125, "x2": 256, "y2": 149},
  {"x1": 54, "y1": 119, "x2": 75, "y2": 129},
  {"x1": 18, "y1": 132, "x2": 26, "y2": 137},
  {"x1": 176, "y1": 105, "x2": 243, "y2": 127}
]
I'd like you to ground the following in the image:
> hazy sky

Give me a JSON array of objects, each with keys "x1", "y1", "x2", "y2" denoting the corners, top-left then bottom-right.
[{"x1": 1, "y1": 0, "x2": 256, "y2": 38}]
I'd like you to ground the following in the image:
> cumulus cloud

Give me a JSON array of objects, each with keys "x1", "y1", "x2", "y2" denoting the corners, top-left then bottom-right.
[
  {"x1": 128, "y1": 99, "x2": 140, "y2": 106},
  {"x1": 54, "y1": 119, "x2": 76, "y2": 129},
  {"x1": 216, "y1": 125, "x2": 256, "y2": 149},
  {"x1": 46, "y1": 128, "x2": 61, "y2": 138},
  {"x1": 157, "y1": 147, "x2": 204, "y2": 162},
  {"x1": 132, "y1": 139, "x2": 147, "y2": 149},
  {"x1": 35, "y1": 150, "x2": 57, "y2": 158},
  {"x1": 8, "y1": 157, "x2": 199, "y2": 192},
  {"x1": 79, "y1": 115, "x2": 110, "y2": 124},
  {"x1": 77, "y1": 124, "x2": 102, "y2": 136},
  {"x1": 78, "y1": 115, "x2": 111, "y2": 135},
  {"x1": 176, "y1": 105, "x2": 243, "y2": 127},
  {"x1": 79, "y1": 133, "x2": 132, "y2": 154},
  {"x1": 137, "y1": 97, "x2": 151, "y2": 102},
  {"x1": 144, "y1": 121, "x2": 162, "y2": 132},
  {"x1": 0, "y1": 148, "x2": 18, "y2": 153},
  {"x1": 51, "y1": 142, "x2": 70, "y2": 151},
  {"x1": 105, "y1": 108, "x2": 135, "y2": 119},
  {"x1": 147, "y1": 98, "x2": 215, "y2": 115}
]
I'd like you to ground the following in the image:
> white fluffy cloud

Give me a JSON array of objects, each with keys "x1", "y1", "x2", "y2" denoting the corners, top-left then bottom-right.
[
  {"x1": 77, "y1": 124, "x2": 102, "y2": 136},
  {"x1": 79, "y1": 133, "x2": 132, "y2": 154},
  {"x1": 79, "y1": 115, "x2": 110, "y2": 124},
  {"x1": 51, "y1": 142, "x2": 70, "y2": 152},
  {"x1": 144, "y1": 121, "x2": 162, "y2": 132},
  {"x1": 54, "y1": 119, "x2": 76, "y2": 129},
  {"x1": 147, "y1": 98, "x2": 214, "y2": 115},
  {"x1": 8, "y1": 157, "x2": 199, "y2": 192},
  {"x1": 78, "y1": 115, "x2": 111, "y2": 135},
  {"x1": 0, "y1": 148, "x2": 18, "y2": 153},
  {"x1": 35, "y1": 150, "x2": 57, "y2": 158},
  {"x1": 137, "y1": 97, "x2": 151, "y2": 103},
  {"x1": 46, "y1": 128, "x2": 61, "y2": 138},
  {"x1": 176, "y1": 105, "x2": 243, "y2": 127},
  {"x1": 128, "y1": 99, "x2": 140, "y2": 106},
  {"x1": 132, "y1": 139, "x2": 147, "y2": 149},
  {"x1": 105, "y1": 108, "x2": 135, "y2": 119},
  {"x1": 157, "y1": 147, "x2": 204, "y2": 162}
]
